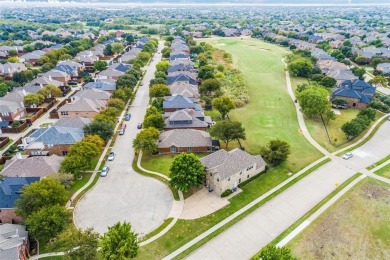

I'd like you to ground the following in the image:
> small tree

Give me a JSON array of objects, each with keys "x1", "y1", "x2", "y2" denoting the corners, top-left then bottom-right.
[
  {"x1": 255, "y1": 245, "x2": 297, "y2": 260},
  {"x1": 287, "y1": 58, "x2": 314, "y2": 77},
  {"x1": 15, "y1": 178, "x2": 68, "y2": 218},
  {"x1": 143, "y1": 114, "x2": 165, "y2": 130},
  {"x1": 320, "y1": 76, "x2": 337, "y2": 88},
  {"x1": 107, "y1": 98, "x2": 125, "y2": 111},
  {"x1": 156, "y1": 61, "x2": 169, "y2": 73},
  {"x1": 100, "y1": 221, "x2": 139, "y2": 259},
  {"x1": 369, "y1": 75, "x2": 388, "y2": 88},
  {"x1": 60, "y1": 155, "x2": 90, "y2": 177},
  {"x1": 169, "y1": 153, "x2": 205, "y2": 193},
  {"x1": 25, "y1": 205, "x2": 69, "y2": 242},
  {"x1": 84, "y1": 120, "x2": 115, "y2": 142},
  {"x1": 132, "y1": 127, "x2": 159, "y2": 153},
  {"x1": 50, "y1": 174, "x2": 74, "y2": 190},
  {"x1": 49, "y1": 228, "x2": 100, "y2": 260},
  {"x1": 199, "y1": 78, "x2": 221, "y2": 96},
  {"x1": 94, "y1": 60, "x2": 107, "y2": 71},
  {"x1": 103, "y1": 44, "x2": 113, "y2": 56},
  {"x1": 198, "y1": 65, "x2": 215, "y2": 79},
  {"x1": 358, "y1": 107, "x2": 376, "y2": 121},
  {"x1": 37, "y1": 84, "x2": 62, "y2": 98},
  {"x1": 342, "y1": 120, "x2": 363, "y2": 139},
  {"x1": 83, "y1": 134, "x2": 105, "y2": 150},
  {"x1": 212, "y1": 96, "x2": 235, "y2": 120},
  {"x1": 260, "y1": 139, "x2": 291, "y2": 166},
  {"x1": 209, "y1": 121, "x2": 246, "y2": 148},
  {"x1": 23, "y1": 93, "x2": 44, "y2": 107},
  {"x1": 111, "y1": 43, "x2": 124, "y2": 54},
  {"x1": 150, "y1": 84, "x2": 169, "y2": 97},
  {"x1": 69, "y1": 141, "x2": 100, "y2": 160}
]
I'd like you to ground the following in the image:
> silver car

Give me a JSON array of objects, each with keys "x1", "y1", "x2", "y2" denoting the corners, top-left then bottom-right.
[
  {"x1": 108, "y1": 152, "x2": 115, "y2": 161},
  {"x1": 100, "y1": 166, "x2": 109, "y2": 177},
  {"x1": 342, "y1": 152, "x2": 353, "y2": 160}
]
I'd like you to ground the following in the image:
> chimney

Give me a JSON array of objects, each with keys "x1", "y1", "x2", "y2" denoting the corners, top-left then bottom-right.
[
  {"x1": 49, "y1": 75, "x2": 52, "y2": 81},
  {"x1": 16, "y1": 152, "x2": 22, "y2": 159},
  {"x1": 22, "y1": 89, "x2": 26, "y2": 96}
]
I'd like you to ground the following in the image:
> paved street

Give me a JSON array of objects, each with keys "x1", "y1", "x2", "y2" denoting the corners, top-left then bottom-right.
[
  {"x1": 74, "y1": 42, "x2": 174, "y2": 235},
  {"x1": 181, "y1": 121, "x2": 390, "y2": 260}
]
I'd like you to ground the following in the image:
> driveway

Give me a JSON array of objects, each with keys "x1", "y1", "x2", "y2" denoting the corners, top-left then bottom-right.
[
  {"x1": 74, "y1": 42, "x2": 174, "y2": 236},
  {"x1": 182, "y1": 121, "x2": 390, "y2": 260}
]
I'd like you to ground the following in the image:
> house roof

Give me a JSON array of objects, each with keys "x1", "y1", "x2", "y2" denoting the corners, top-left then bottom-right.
[
  {"x1": 163, "y1": 95, "x2": 201, "y2": 111},
  {"x1": 0, "y1": 177, "x2": 40, "y2": 208},
  {"x1": 3, "y1": 155, "x2": 64, "y2": 178},
  {"x1": 158, "y1": 129, "x2": 212, "y2": 148},
  {"x1": 164, "y1": 109, "x2": 210, "y2": 129},
  {"x1": 55, "y1": 64, "x2": 77, "y2": 76},
  {"x1": 27, "y1": 126, "x2": 84, "y2": 147},
  {"x1": 43, "y1": 69, "x2": 69, "y2": 78},
  {"x1": 0, "y1": 224, "x2": 29, "y2": 260},
  {"x1": 0, "y1": 100, "x2": 22, "y2": 114},
  {"x1": 98, "y1": 68, "x2": 125, "y2": 77},
  {"x1": 332, "y1": 79, "x2": 376, "y2": 104},
  {"x1": 58, "y1": 98, "x2": 106, "y2": 113},
  {"x1": 84, "y1": 79, "x2": 116, "y2": 91},
  {"x1": 107, "y1": 63, "x2": 131, "y2": 73},
  {"x1": 169, "y1": 81, "x2": 199, "y2": 98},
  {"x1": 167, "y1": 74, "x2": 198, "y2": 86},
  {"x1": 73, "y1": 88, "x2": 111, "y2": 100},
  {"x1": 200, "y1": 148, "x2": 266, "y2": 181},
  {"x1": 30, "y1": 76, "x2": 63, "y2": 87},
  {"x1": 53, "y1": 117, "x2": 92, "y2": 129}
]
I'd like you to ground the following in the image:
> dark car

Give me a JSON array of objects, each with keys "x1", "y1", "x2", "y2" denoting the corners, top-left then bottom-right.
[
  {"x1": 137, "y1": 123, "x2": 142, "y2": 129},
  {"x1": 125, "y1": 113, "x2": 131, "y2": 121}
]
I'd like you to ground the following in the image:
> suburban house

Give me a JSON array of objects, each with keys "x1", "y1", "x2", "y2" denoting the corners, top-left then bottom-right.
[
  {"x1": 163, "y1": 108, "x2": 212, "y2": 131},
  {"x1": 167, "y1": 71, "x2": 198, "y2": 85},
  {"x1": 200, "y1": 149, "x2": 266, "y2": 195},
  {"x1": 169, "y1": 81, "x2": 200, "y2": 100},
  {"x1": 0, "y1": 62, "x2": 27, "y2": 78},
  {"x1": 58, "y1": 60, "x2": 85, "y2": 72},
  {"x1": 52, "y1": 117, "x2": 92, "y2": 129},
  {"x1": 97, "y1": 68, "x2": 125, "y2": 80},
  {"x1": 57, "y1": 97, "x2": 106, "y2": 118},
  {"x1": 55, "y1": 64, "x2": 79, "y2": 78},
  {"x1": 0, "y1": 90, "x2": 27, "y2": 121},
  {"x1": 376, "y1": 62, "x2": 390, "y2": 75},
  {"x1": 0, "y1": 178, "x2": 40, "y2": 223},
  {"x1": 42, "y1": 69, "x2": 71, "y2": 84},
  {"x1": 0, "y1": 224, "x2": 29, "y2": 259},
  {"x1": 163, "y1": 95, "x2": 202, "y2": 112},
  {"x1": 331, "y1": 79, "x2": 376, "y2": 108},
  {"x1": 83, "y1": 79, "x2": 116, "y2": 92},
  {"x1": 73, "y1": 88, "x2": 111, "y2": 101},
  {"x1": 29, "y1": 76, "x2": 63, "y2": 87},
  {"x1": 168, "y1": 63, "x2": 195, "y2": 73},
  {"x1": 1, "y1": 154, "x2": 64, "y2": 178},
  {"x1": 24, "y1": 126, "x2": 84, "y2": 156},
  {"x1": 167, "y1": 74, "x2": 198, "y2": 86},
  {"x1": 120, "y1": 48, "x2": 142, "y2": 63},
  {"x1": 19, "y1": 50, "x2": 46, "y2": 64},
  {"x1": 158, "y1": 129, "x2": 213, "y2": 154}
]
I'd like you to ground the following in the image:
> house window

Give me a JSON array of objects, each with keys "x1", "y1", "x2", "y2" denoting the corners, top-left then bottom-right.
[
  {"x1": 247, "y1": 174, "x2": 250, "y2": 179},
  {"x1": 228, "y1": 177, "x2": 230, "y2": 181},
  {"x1": 217, "y1": 177, "x2": 219, "y2": 182},
  {"x1": 353, "y1": 103, "x2": 357, "y2": 107},
  {"x1": 61, "y1": 111, "x2": 68, "y2": 115},
  {"x1": 240, "y1": 171, "x2": 242, "y2": 175},
  {"x1": 48, "y1": 144, "x2": 53, "y2": 148},
  {"x1": 170, "y1": 146, "x2": 176, "y2": 153},
  {"x1": 188, "y1": 147, "x2": 192, "y2": 152},
  {"x1": 75, "y1": 112, "x2": 79, "y2": 115},
  {"x1": 62, "y1": 151, "x2": 68, "y2": 156},
  {"x1": 239, "y1": 178, "x2": 241, "y2": 184},
  {"x1": 247, "y1": 165, "x2": 253, "y2": 171}
]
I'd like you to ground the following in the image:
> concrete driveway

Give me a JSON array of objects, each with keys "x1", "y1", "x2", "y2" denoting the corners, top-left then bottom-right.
[
  {"x1": 74, "y1": 42, "x2": 174, "y2": 236},
  {"x1": 183, "y1": 121, "x2": 390, "y2": 260}
]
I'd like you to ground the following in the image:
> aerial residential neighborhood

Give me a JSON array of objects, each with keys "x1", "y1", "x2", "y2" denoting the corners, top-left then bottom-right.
[{"x1": 0, "y1": 1, "x2": 390, "y2": 260}]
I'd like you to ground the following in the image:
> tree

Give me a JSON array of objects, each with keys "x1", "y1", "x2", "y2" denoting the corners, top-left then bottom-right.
[
  {"x1": 103, "y1": 44, "x2": 113, "y2": 56},
  {"x1": 154, "y1": 71, "x2": 167, "y2": 80},
  {"x1": 100, "y1": 221, "x2": 139, "y2": 259},
  {"x1": 12, "y1": 71, "x2": 27, "y2": 84},
  {"x1": 7, "y1": 56, "x2": 19, "y2": 63},
  {"x1": 332, "y1": 98, "x2": 347, "y2": 106},
  {"x1": 94, "y1": 60, "x2": 107, "y2": 71},
  {"x1": 199, "y1": 78, "x2": 221, "y2": 96},
  {"x1": 132, "y1": 127, "x2": 159, "y2": 153},
  {"x1": 156, "y1": 61, "x2": 169, "y2": 73},
  {"x1": 145, "y1": 106, "x2": 160, "y2": 117},
  {"x1": 111, "y1": 43, "x2": 124, "y2": 54},
  {"x1": 100, "y1": 107, "x2": 119, "y2": 119},
  {"x1": 0, "y1": 83, "x2": 9, "y2": 97},
  {"x1": 60, "y1": 155, "x2": 90, "y2": 177},
  {"x1": 8, "y1": 49, "x2": 18, "y2": 56},
  {"x1": 143, "y1": 114, "x2": 165, "y2": 130},
  {"x1": 260, "y1": 139, "x2": 291, "y2": 166},
  {"x1": 25, "y1": 205, "x2": 69, "y2": 242},
  {"x1": 137, "y1": 52, "x2": 151, "y2": 64},
  {"x1": 50, "y1": 173, "x2": 74, "y2": 190},
  {"x1": 150, "y1": 84, "x2": 169, "y2": 97},
  {"x1": 351, "y1": 67, "x2": 366, "y2": 80},
  {"x1": 49, "y1": 228, "x2": 100, "y2": 260},
  {"x1": 198, "y1": 65, "x2": 215, "y2": 79},
  {"x1": 150, "y1": 77, "x2": 166, "y2": 86},
  {"x1": 209, "y1": 121, "x2": 246, "y2": 148},
  {"x1": 370, "y1": 57, "x2": 385, "y2": 68},
  {"x1": 84, "y1": 120, "x2": 115, "y2": 142},
  {"x1": 287, "y1": 58, "x2": 314, "y2": 77},
  {"x1": 41, "y1": 63, "x2": 55, "y2": 73},
  {"x1": 212, "y1": 96, "x2": 235, "y2": 120},
  {"x1": 15, "y1": 178, "x2": 68, "y2": 218},
  {"x1": 255, "y1": 245, "x2": 296, "y2": 260},
  {"x1": 355, "y1": 56, "x2": 368, "y2": 65},
  {"x1": 169, "y1": 153, "x2": 205, "y2": 193},
  {"x1": 112, "y1": 88, "x2": 133, "y2": 102},
  {"x1": 83, "y1": 134, "x2": 105, "y2": 150},
  {"x1": 358, "y1": 107, "x2": 376, "y2": 121},
  {"x1": 369, "y1": 75, "x2": 388, "y2": 88},
  {"x1": 320, "y1": 76, "x2": 336, "y2": 88},
  {"x1": 107, "y1": 98, "x2": 125, "y2": 111},
  {"x1": 37, "y1": 84, "x2": 62, "y2": 98},
  {"x1": 117, "y1": 74, "x2": 137, "y2": 88},
  {"x1": 69, "y1": 141, "x2": 100, "y2": 160},
  {"x1": 342, "y1": 120, "x2": 363, "y2": 139},
  {"x1": 23, "y1": 93, "x2": 44, "y2": 107}
]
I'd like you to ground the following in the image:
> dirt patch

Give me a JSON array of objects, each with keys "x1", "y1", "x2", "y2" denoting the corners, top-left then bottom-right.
[{"x1": 289, "y1": 179, "x2": 390, "y2": 259}]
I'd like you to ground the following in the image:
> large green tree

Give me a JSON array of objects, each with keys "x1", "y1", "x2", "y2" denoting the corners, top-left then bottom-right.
[
  {"x1": 199, "y1": 78, "x2": 221, "y2": 96},
  {"x1": 369, "y1": 75, "x2": 388, "y2": 88},
  {"x1": 69, "y1": 141, "x2": 100, "y2": 160},
  {"x1": 100, "y1": 221, "x2": 139, "y2": 259},
  {"x1": 143, "y1": 114, "x2": 165, "y2": 130},
  {"x1": 60, "y1": 155, "x2": 90, "y2": 177},
  {"x1": 132, "y1": 127, "x2": 159, "y2": 153},
  {"x1": 94, "y1": 60, "x2": 107, "y2": 71},
  {"x1": 107, "y1": 98, "x2": 126, "y2": 111},
  {"x1": 25, "y1": 205, "x2": 69, "y2": 242},
  {"x1": 15, "y1": 178, "x2": 68, "y2": 218},
  {"x1": 209, "y1": 121, "x2": 246, "y2": 148},
  {"x1": 198, "y1": 65, "x2": 215, "y2": 79},
  {"x1": 84, "y1": 120, "x2": 115, "y2": 142},
  {"x1": 23, "y1": 93, "x2": 44, "y2": 106},
  {"x1": 212, "y1": 96, "x2": 235, "y2": 120},
  {"x1": 169, "y1": 153, "x2": 205, "y2": 193},
  {"x1": 150, "y1": 84, "x2": 169, "y2": 98},
  {"x1": 37, "y1": 84, "x2": 62, "y2": 98},
  {"x1": 287, "y1": 58, "x2": 314, "y2": 77},
  {"x1": 260, "y1": 139, "x2": 291, "y2": 166},
  {"x1": 111, "y1": 43, "x2": 124, "y2": 54}
]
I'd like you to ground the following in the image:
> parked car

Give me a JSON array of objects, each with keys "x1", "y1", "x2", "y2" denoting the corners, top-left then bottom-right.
[
  {"x1": 137, "y1": 123, "x2": 142, "y2": 129},
  {"x1": 119, "y1": 128, "x2": 125, "y2": 135},
  {"x1": 125, "y1": 113, "x2": 131, "y2": 121},
  {"x1": 100, "y1": 166, "x2": 109, "y2": 177},
  {"x1": 342, "y1": 152, "x2": 353, "y2": 160},
  {"x1": 108, "y1": 152, "x2": 115, "y2": 161}
]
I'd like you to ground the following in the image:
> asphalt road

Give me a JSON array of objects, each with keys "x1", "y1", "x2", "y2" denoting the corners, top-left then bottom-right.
[
  {"x1": 74, "y1": 42, "x2": 174, "y2": 236},
  {"x1": 184, "y1": 120, "x2": 390, "y2": 260}
]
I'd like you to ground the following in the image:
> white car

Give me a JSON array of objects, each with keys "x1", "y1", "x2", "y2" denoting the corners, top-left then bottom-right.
[
  {"x1": 342, "y1": 152, "x2": 353, "y2": 160},
  {"x1": 100, "y1": 166, "x2": 109, "y2": 177},
  {"x1": 108, "y1": 152, "x2": 115, "y2": 161}
]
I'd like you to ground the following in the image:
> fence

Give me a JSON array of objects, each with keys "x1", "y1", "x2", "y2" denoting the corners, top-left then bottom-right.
[{"x1": 1, "y1": 121, "x2": 28, "y2": 134}]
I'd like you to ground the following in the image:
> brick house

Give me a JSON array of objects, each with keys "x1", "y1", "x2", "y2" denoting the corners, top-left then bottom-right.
[
  {"x1": 163, "y1": 95, "x2": 201, "y2": 112},
  {"x1": 0, "y1": 224, "x2": 30, "y2": 259},
  {"x1": 331, "y1": 79, "x2": 376, "y2": 108},
  {"x1": 42, "y1": 69, "x2": 71, "y2": 84},
  {"x1": 163, "y1": 109, "x2": 212, "y2": 131},
  {"x1": 158, "y1": 129, "x2": 213, "y2": 154},
  {"x1": 200, "y1": 149, "x2": 266, "y2": 195},
  {"x1": 0, "y1": 90, "x2": 27, "y2": 121}
]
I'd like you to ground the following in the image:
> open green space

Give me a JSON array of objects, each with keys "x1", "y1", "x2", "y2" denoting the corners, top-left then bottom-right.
[
  {"x1": 375, "y1": 163, "x2": 390, "y2": 179},
  {"x1": 287, "y1": 177, "x2": 390, "y2": 259},
  {"x1": 200, "y1": 38, "x2": 322, "y2": 172},
  {"x1": 68, "y1": 171, "x2": 93, "y2": 198}
]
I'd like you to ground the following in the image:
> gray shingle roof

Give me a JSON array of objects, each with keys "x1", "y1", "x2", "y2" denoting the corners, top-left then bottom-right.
[
  {"x1": 158, "y1": 129, "x2": 212, "y2": 148},
  {"x1": 27, "y1": 126, "x2": 84, "y2": 146},
  {"x1": 74, "y1": 88, "x2": 111, "y2": 100},
  {"x1": 0, "y1": 224, "x2": 29, "y2": 260},
  {"x1": 53, "y1": 117, "x2": 92, "y2": 129},
  {"x1": 58, "y1": 98, "x2": 106, "y2": 113},
  {"x1": 163, "y1": 95, "x2": 201, "y2": 111},
  {"x1": 200, "y1": 148, "x2": 266, "y2": 181}
]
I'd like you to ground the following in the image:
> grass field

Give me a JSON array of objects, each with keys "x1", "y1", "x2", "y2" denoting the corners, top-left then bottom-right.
[
  {"x1": 375, "y1": 163, "x2": 390, "y2": 179},
  {"x1": 199, "y1": 38, "x2": 322, "y2": 172},
  {"x1": 288, "y1": 178, "x2": 390, "y2": 259}
]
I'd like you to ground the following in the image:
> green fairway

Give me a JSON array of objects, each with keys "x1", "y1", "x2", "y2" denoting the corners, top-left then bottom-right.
[{"x1": 200, "y1": 38, "x2": 322, "y2": 172}]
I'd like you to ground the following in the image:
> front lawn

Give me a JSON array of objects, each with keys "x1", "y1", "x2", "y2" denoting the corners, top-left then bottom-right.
[
  {"x1": 375, "y1": 163, "x2": 390, "y2": 179},
  {"x1": 200, "y1": 38, "x2": 323, "y2": 172},
  {"x1": 68, "y1": 171, "x2": 93, "y2": 197}
]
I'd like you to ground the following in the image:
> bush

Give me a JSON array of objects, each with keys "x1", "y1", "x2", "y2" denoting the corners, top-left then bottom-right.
[{"x1": 221, "y1": 189, "x2": 233, "y2": 197}]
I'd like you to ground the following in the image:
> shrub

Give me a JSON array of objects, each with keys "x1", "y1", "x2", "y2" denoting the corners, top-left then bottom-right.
[{"x1": 221, "y1": 189, "x2": 233, "y2": 197}]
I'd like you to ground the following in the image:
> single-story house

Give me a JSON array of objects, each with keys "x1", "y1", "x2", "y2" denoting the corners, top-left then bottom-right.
[
  {"x1": 0, "y1": 62, "x2": 27, "y2": 78},
  {"x1": 163, "y1": 95, "x2": 202, "y2": 112},
  {"x1": 376, "y1": 63, "x2": 390, "y2": 74},
  {"x1": 52, "y1": 116, "x2": 92, "y2": 129},
  {"x1": 158, "y1": 129, "x2": 213, "y2": 154},
  {"x1": 0, "y1": 224, "x2": 29, "y2": 259},
  {"x1": 163, "y1": 108, "x2": 212, "y2": 131},
  {"x1": 331, "y1": 79, "x2": 376, "y2": 109},
  {"x1": 58, "y1": 97, "x2": 106, "y2": 119},
  {"x1": 42, "y1": 69, "x2": 71, "y2": 84},
  {"x1": 83, "y1": 79, "x2": 116, "y2": 92},
  {"x1": 0, "y1": 90, "x2": 27, "y2": 121},
  {"x1": 200, "y1": 149, "x2": 266, "y2": 195},
  {"x1": 169, "y1": 81, "x2": 200, "y2": 100}
]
